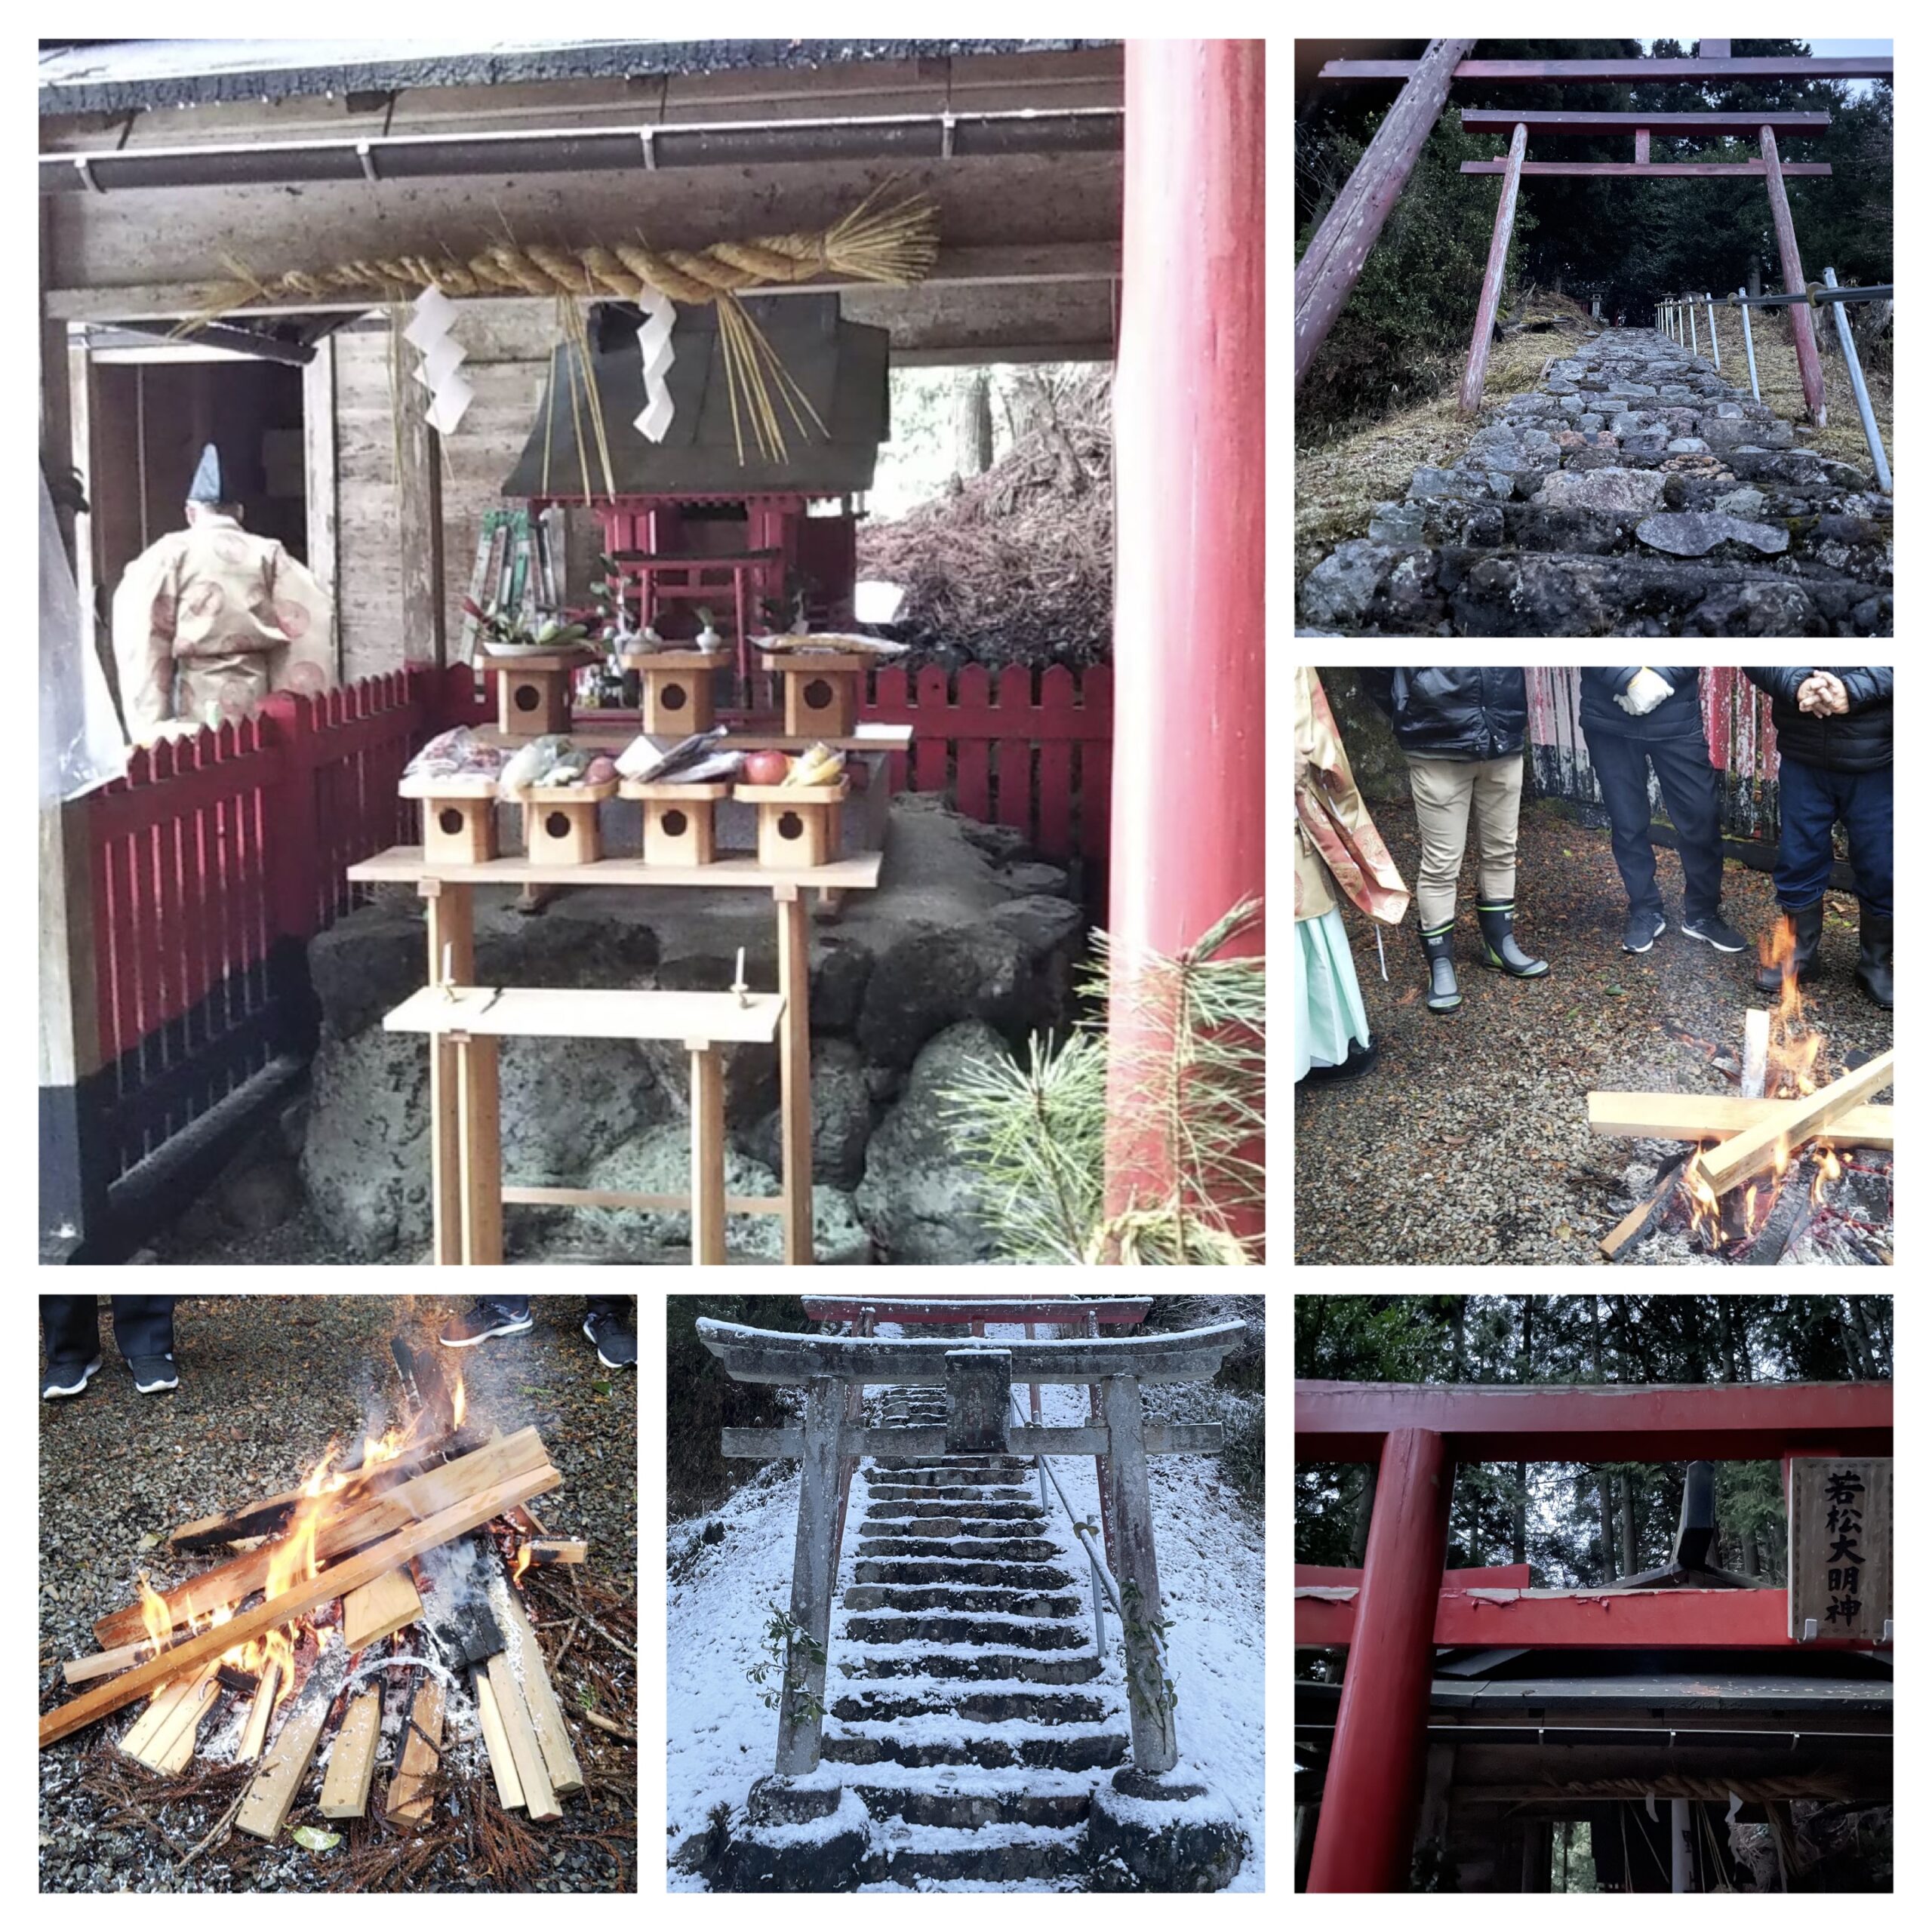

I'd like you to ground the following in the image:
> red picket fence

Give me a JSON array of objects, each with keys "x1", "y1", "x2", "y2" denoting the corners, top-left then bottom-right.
[
  {"x1": 85, "y1": 672, "x2": 426, "y2": 1186},
  {"x1": 78, "y1": 659, "x2": 1112, "y2": 1208}
]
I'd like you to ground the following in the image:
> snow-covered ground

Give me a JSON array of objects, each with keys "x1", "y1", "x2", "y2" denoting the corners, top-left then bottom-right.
[{"x1": 666, "y1": 1322, "x2": 1265, "y2": 1891}]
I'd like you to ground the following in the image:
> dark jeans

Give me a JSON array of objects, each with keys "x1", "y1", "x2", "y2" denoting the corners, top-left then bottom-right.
[
  {"x1": 1580, "y1": 724, "x2": 1724, "y2": 919},
  {"x1": 41, "y1": 1295, "x2": 176, "y2": 1362},
  {"x1": 480, "y1": 1297, "x2": 632, "y2": 1324},
  {"x1": 1775, "y1": 758, "x2": 1892, "y2": 915}
]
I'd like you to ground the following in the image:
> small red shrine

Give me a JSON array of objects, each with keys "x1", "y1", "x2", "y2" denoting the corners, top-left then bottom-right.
[{"x1": 503, "y1": 295, "x2": 890, "y2": 675}]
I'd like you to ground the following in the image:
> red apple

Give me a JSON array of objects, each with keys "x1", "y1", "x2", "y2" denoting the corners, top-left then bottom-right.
[{"x1": 743, "y1": 751, "x2": 792, "y2": 786}]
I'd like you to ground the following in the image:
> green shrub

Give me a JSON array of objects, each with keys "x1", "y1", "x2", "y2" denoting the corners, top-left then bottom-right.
[{"x1": 666, "y1": 1297, "x2": 820, "y2": 1519}]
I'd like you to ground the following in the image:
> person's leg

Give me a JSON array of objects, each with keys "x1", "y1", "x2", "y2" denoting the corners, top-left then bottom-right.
[
  {"x1": 41, "y1": 1297, "x2": 104, "y2": 1399},
  {"x1": 1648, "y1": 732, "x2": 1745, "y2": 949},
  {"x1": 112, "y1": 1296, "x2": 178, "y2": 1392},
  {"x1": 1471, "y1": 753, "x2": 1547, "y2": 976},
  {"x1": 583, "y1": 1298, "x2": 636, "y2": 1369},
  {"x1": 1837, "y1": 765, "x2": 1893, "y2": 1006},
  {"x1": 1757, "y1": 758, "x2": 1834, "y2": 990},
  {"x1": 438, "y1": 1297, "x2": 534, "y2": 1348},
  {"x1": 1578, "y1": 725, "x2": 1666, "y2": 921},
  {"x1": 1297, "y1": 906, "x2": 1377, "y2": 1080},
  {"x1": 1406, "y1": 758, "x2": 1473, "y2": 1011}
]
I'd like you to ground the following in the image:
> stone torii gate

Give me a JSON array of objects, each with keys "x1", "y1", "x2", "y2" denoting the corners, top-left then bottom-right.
[{"x1": 698, "y1": 1314, "x2": 1244, "y2": 1781}]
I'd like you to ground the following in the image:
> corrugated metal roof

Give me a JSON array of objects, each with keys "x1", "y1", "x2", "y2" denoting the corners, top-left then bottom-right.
[{"x1": 38, "y1": 38, "x2": 1112, "y2": 117}]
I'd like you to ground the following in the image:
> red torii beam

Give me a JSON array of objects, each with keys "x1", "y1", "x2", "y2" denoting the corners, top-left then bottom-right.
[
  {"x1": 1297, "y1": 1583, "x2": 1890, "y2": 1651},
  {"x1": 1297, "y1": 1379, "x2": 1892, "y2": 1893}
]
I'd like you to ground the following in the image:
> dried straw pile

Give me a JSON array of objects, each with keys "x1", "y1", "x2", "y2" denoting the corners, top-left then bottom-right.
[{"x1": 859, "y1": 371, "x2": 1112, "y2": 668}]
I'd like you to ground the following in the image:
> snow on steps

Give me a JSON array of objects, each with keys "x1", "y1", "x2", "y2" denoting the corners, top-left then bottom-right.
[{"x1": 859, "y1": 1820, "x2": 1088, "y2": 1887}]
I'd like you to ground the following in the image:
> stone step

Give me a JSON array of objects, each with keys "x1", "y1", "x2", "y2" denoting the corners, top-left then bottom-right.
[
  {"x1": 843, "y1": 1583, "x2": 1084, "y2": 1617},
  {"x1": 863, "y1": 1483, "x2": 1035, "y2": 1503},
  {"x1": 857, "y1": 1536, "x2": 1063, "y2": 1563},
  {"x1": 859, "y1": 1824, "x2": 1088, "y2": 1888},
  {"x1": 832, "y1": 1687, "x2": 1115, "y2": 1726},
  {"x1": 854, "y1": 1558, "x2": 1077, "y2": 1589},
  {"x1": 858, "y1": 1514, "x2": 1046, "y2": 1540},
  {"x1": 869, "y1": 1461, "x2": 1034, "y2": 1478},
  {"x1": 854, "y1": 1780, "x2": 1094, "y2": 1829},
  {"x1": 844, "y1": 1612, "x2": 1090, "y2": 1650},
  {"x1": 826, "y1": 1727, "x2": 1127, "y2": 1771},
  {"x1": 861, "y1": 1498, "x2": 1044, "y2": 1523},
  {"x1": 841, "y1": 1647, "x2": 1106, "y2": 1684}
]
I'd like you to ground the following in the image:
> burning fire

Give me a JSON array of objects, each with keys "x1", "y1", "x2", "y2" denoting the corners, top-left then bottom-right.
[
  {"x1": 1812, "y1": 1143, "x2": 1844, "y2": 1208},
  {"x1": 452, "y1": 1373, "x2": 466, "y2": 1430},
  {"x1": 512, "y1": 1543, "x2": 532, "y2": 1586},
  {"x1": 1683, "y1": 1150, "x2": 1724, "y2": 1244},
  {"x1": 1758, "y1": 919, "x2": 1825, "y2": 1099},
  {"x1": 137, "y1": 1574, "x2": 174, "y2": 1657}
]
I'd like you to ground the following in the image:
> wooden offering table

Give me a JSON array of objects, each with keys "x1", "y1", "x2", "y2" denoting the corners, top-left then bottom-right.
[
  {"x1": 384, "y1": 984, "x2": 785, "y2": 1265},
  {"x1": 477, "y1": 647, "x2": 598, "y2": 736},
  {"x1": 346, "y1": 846, "x2": 884, "y2": 1265}
]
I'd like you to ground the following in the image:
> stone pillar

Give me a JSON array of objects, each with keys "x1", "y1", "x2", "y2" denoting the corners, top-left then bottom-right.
[
  {"x1": 944, "y1": 1349, "x2": 1011, "y2": 1454},
  {"x1": 1102, "y1": 1373, "x2": 1177, "y2": 1773},
  {"x1": 774, "y1": 1375, "x2": 843, "y2": 1775}
]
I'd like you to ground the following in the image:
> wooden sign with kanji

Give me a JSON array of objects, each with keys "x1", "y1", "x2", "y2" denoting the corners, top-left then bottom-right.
[{"x1": 1787, "y1": 1457, "x2": 1891, "y2": 1642}]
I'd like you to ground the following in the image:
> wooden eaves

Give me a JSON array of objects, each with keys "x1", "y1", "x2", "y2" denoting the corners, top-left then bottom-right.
[{"x1": 1321, "y1": 56, "x2": 1894, "y2": 82}]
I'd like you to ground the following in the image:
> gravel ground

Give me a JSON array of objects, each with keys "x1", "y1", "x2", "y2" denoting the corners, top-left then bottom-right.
[
  {"x1": 1294, "y1": 799, "x2": 1894, "y2": 1266},
  {"x1": 38, "y1": 1295, "x2": 637, "y2": 1893}
]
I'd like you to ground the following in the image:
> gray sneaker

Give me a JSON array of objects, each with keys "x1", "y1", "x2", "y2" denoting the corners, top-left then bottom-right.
[
  {"x1": 129, "y1": 1354, "x2": 179, "y2": 1394},
  {"x1": 42, "y1": 1355, "x2": 101, "y2": 1401},
  {"x1": 1682, "y1": 912, "x2": 1749, "y2": 954},
  {"x1": 1623, "y1": 909, "x2": 1667, "y2": 954}
]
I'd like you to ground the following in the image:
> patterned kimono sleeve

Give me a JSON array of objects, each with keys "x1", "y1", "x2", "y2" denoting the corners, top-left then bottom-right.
[
  {"x1": 109, "y1": 542, "x2": 180, "y2": 741},
  {"x1": 266, "y1": 546, "x2": 337, "y2": 695}
]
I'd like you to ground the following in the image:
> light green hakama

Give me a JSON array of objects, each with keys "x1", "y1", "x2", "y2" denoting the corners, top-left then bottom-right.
[{"x1": 1295, "y1": 906, "x2": 1370, "y2": 1081}]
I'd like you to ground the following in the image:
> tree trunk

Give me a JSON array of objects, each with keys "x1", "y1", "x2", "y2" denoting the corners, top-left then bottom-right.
[
  {"x1": 1449, "y1": 1297, "x2": 1469, "y2": 1380},
  {"x1": 1620, "y1": 1478, "x2": 1638, "y2": 1577},
  {"x1": 1740, "y1": 1531, "x2": 1761, "y2": 1577},
  {"x1": 1349, "y1": 1460, "x2": 1378, "y2": 1567},
  {"x1": 1749, "y1": 257, "x2": 1764, "y2": 299},
  {"x1": 1847, "y1": 1297, "x2": 1881, "y2": 1377},
  {"x1": 1587, "y1": 1297, "x2": 1618, "y2": 1582},
  {"x1": 953, "y1": 368, "x2": 993, "y2": 480}
]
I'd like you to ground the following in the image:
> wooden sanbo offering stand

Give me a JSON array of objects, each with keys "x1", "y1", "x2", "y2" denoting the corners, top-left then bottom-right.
[
  {"x1": 481, "y1": 645, "x2": 598, "y2": 736},
  {"x1": 623, "y1": 646, "x2": 724, "y2": 734}
]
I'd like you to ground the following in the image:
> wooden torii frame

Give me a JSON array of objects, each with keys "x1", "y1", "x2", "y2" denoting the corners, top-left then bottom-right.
[
  {"x1": 698, "y1": 1315, "x2": 1243, "y2": 1780},
  {"x1": 1297, "y1": 41, "x2": 1892, "y2": 421}
]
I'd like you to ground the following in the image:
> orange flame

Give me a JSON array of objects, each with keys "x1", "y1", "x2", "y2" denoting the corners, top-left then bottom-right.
[
  {"x1": 137, "y1": 1574, "x2": 174, "y2": 1657},
  {"x1": 512, "y1": 1543, "x2": 532, "y2": 1586},
  {"x1": 452, "y1": 1374, "x2": 467, "y2": 1431},
  {"x1": 1742, "y1": 1183, "x2": 1761, "y2": 1239},
  {"x1": 257, "y1": 1439, "x2": 342, "y2": 1704},
  {"x1": 1755, "y1": 925, "x2": 1823, "y2": 1098},
  {"x1": 1682, "y1": 1148, "x2": 1724, "y2": 1246},
  {"x1": 1811, "y1": 1142, "x2": 1844, "y2": 1209}
]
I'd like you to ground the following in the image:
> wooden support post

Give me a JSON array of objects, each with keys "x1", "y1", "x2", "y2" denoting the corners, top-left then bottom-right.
[
  {"x1": 1460, "y1": 120, "x2": 1527, "y2": 412},
  {"x1": 301, "y1": 334, "x2": 341, "y2": 679},
  {"x1": 1296, "y1": 38, "x2": 1478, "y2": 386},
  {"x1": 1635, "y1": 128, "x2": 1650, "y2": 164},
  {"x1": 423, "y1": 882, "x2": 473, "y2": 1266},
  {"x1": 690, "y1": 1046, "x2": 726, "y2": 1264},
  {"x1": 387, "y1": 1677, "x2": 448, "y2": 1824},
  {"x1": 774, "y1": 887, "x2": 813, "y2": 1263},
  {"x1": 1102, "y1": 1372, "x2": 1177, "y2": 1772},
  {"x1": 318, "y1": 1687, "x2": 383, "y2": 1819},
  {"x1": 774, "y1": 1377, "x2": 841, "y2": 1775},
  {"x1": 457, "y1": 1033, "x2": 502, "y2": 1265},
  {"x1": 1761, "y1": 125, "x2": 1827, "y2": 423},
  {"x1": 397, "y1": 386, "x2": 445, "y2": 666}
]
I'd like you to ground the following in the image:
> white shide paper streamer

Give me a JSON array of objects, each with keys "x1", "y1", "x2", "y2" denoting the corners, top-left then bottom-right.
[
  {"x1": 404, "y1": 286, "x2": 475, "y2": 436},
  {"x1": 633, "y1": 291, "x2": 676, "y2": 442}
]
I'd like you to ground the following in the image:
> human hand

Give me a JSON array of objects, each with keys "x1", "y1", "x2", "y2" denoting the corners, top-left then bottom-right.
[
  {"x1": 1626, "y1": 668, "x2": 1675, "y2": 715},
  {"x1": 1812, "y1": 671, "x2": 1849, "y2": 715},
  {"x1": 1796, "y1": 673, "x2": 1829, "y2": 715}
]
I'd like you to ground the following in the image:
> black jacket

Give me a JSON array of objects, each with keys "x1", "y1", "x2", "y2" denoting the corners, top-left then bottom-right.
[
  {"x1": 1579, "y1": 666, "x2": 1706, "y2": 739},
  {"x1": 1743, "y1": 667, "x2": 1893, "y2": 773},
  {"x1": 1359, "y1": 667, "x2": 1527, "y2": 761}
]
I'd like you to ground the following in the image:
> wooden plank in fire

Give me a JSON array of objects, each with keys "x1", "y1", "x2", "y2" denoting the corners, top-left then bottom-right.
[
  {"x1": 472, "y1": 1666, "x2": 525, "y2": 1810},
  {"x1": 235, "y1": 1638, "x2": 347, "y2": 1841},
  {"x1": 64, "y1": 1638, "x2": 152, "y2": 1685},
  {"x1": 386, "y1": 1678, "x2": 445, "y2": 1825},
  {"x1": 94, "y1": 1428, "x2": 549, "y2": 1648},
  {"x1": 485, "y1": 1652, "x2": 562, "y2": 1821},
  {"x1": 238, "y1": 1662, "x2": 281, "y2": 1763},
  {"x1": 343, "y1": 1568, "x2": 423, "y2": 1651},
  {"x1": 1698, "y1": 1049, "x2": 1897, "y2": 1195},
  {"x1": 318, "y1": 1686, "x2": 384, "y2": 1819},
  {"x1": 120, "y1": 1663, "x2": 219, "y2": 1772},
  {"x1": 527, "y1": 1539, "x2": 588, "y2": 1566},
  {"x1": 42, "y1": 1460, "x2": 561, "y2": 1749},
  {"x1": 499, "y1": 1580, "x2": 585, "y2": 1796},
  {"x1": 1586, "y1": 1091, "x2": 1894, "y2": 1149}
]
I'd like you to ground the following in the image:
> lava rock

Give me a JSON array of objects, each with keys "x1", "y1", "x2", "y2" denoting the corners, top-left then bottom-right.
[
  {"x1": 1715, "y1": 487, "x2": 1768, "y2": 518},
  {"x1": 742, "y1": 1038, "x2": 875, "y2": 1189},
  {"x1": 1297, "y1": 537, "x2": 1399, "y2": 626},
  {"x1": 855, "y1": 1020, "x2": 1008, "y2": 1263},
  {"x1": 1635, "y1": 512, "x2": 1790, "y2": 558},
  {"x1": 1535, "y1": 468, "x2": 1670, "y2": 516},
  {"x1": 1087, "y1": 1770, "x2": 1247, "y2": 1893},
  {"x1": 1666, "y1": 437, "x2": 1711, "y2": 454},
  {"x1": 1689, "y1": 581, "x2": 1819, "y2": 635}
]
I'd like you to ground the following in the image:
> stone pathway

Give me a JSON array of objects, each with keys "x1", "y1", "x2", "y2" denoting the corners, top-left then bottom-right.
[
  {"x1": 824, "y1": 1386, "x2": 1126, "y2": 1888},
  {"x1": 1298, "y1": 327, "x2": 1893, "y2": 635}
]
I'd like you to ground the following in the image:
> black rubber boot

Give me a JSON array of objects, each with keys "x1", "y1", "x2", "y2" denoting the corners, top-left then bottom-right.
[
  {"x1": 1476, "y1": 901, "x2": 1548, "y2": 977},
  {"x1": 1855, "y1": 909, "x2": 1893, "y2": 1008},
  {"x1": 1420, "y1": 924, "x2": 1461, "y2": 1013},
  {"x1": 1303, "y1": 1036, "x2": 1379, "y2": 1084},
  {"x1": 1755, "y1": 901, "x2": 1825, "y2": 993}
]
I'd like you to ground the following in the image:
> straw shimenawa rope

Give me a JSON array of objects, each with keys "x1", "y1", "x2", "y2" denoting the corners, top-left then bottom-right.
[{"x1": 196, "y1": 184, "x2": 938, "y2": 315}]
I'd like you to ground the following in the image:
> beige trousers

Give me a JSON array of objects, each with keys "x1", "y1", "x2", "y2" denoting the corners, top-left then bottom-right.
[{"x1": 1407, "y1": 754, "x2": 1525, "y2": 931}]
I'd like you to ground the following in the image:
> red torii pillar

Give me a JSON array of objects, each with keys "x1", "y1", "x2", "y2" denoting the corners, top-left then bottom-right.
[
  {"x1": 1306, "y1": 1428, "x2": 1453, "y2": 1892},
  {"x1": 1106, "y1": 38, "x2": 1264, "y2": 1233}
]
